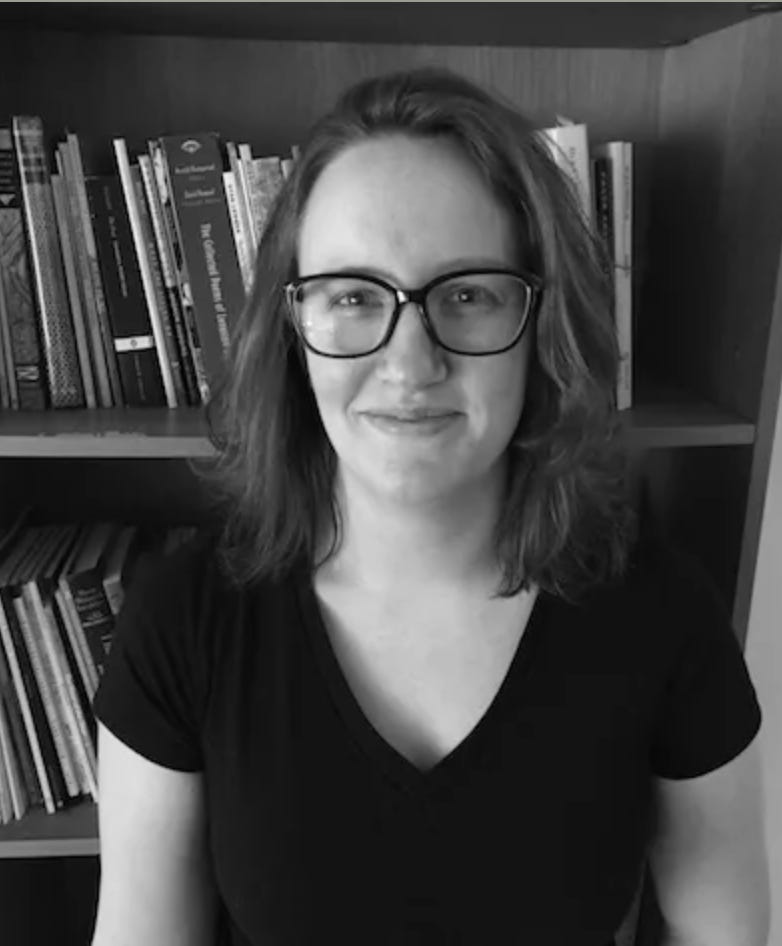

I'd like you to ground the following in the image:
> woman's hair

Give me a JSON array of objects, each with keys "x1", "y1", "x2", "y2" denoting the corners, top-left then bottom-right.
[{"x1": 203, "y1": 67, "x2": 637, "y2": 602}]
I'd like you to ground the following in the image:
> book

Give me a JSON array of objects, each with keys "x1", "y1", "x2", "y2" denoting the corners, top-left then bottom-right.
[
  {"x1": 593, "y1": 141, "x2": 633, "y2": 410},
  {"x1": 63, "y1": 131, "x2": 123, "y2": 407},
  {"x1": 222, "y1": 170, "x2": 254, "y2": 294},
  {"x1": 0, "y1": 526, "x2": 67, "y2": 812},
  {"x1": 50, "y1": 172, "x2": 98, "y2": 408},
  {"x1": 252, "y1": 155, "x2": 283, "y2": 238},
  {"x1": 0, "y1": 127, "x2": 47, "y2": 410},
  {"x1": 22, "y1": 522, "x2": 97, "y2": 799},
  {"x1": 86, "y1": 170, "x2": 168, "y2": 407},
  {"x1": 55, "y1": 139, "x2": 115, "y2": 408},
  {"x1": 592, "y1": 154, "x2": 614, "y2": 264},
  {"x1": 12, "y1": 116, "x2": 84, "y2": 408},
  {"x1": 158, "y1": 132, "x2": 246, "y2": 395},
  {"x1": 539, "y1": 118, "x2": 593, "y2": 228},
  {"x1": 59, "y1": 522, "x2": 117, "y2": 677},
  {"x1": 0, "y1": 281, "x2": 12, "y2": 408},
  {"x1": 0, "y1": 660, "x2": 26, "y2": 819},
  {"x1": 0, "y1": 623, "x2": 40, "y2": 811},
  {"x1": 149, "y1": 138, "x2": 210, "y2": 404},
  {"x1": 15, "y1": 526, "x2": 83, "y2": 798},
  {"x1": 138, "y1": 153, "x2": 195, "y2": 405}
]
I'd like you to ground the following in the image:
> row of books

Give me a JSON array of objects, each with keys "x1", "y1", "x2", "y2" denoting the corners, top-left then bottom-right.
[
  {"x1": 0, "y1": 116, "x2": 295, "y2": 413},
  {"x1": 539, "y1": 119, "x2": 634, "y2": 410},
  {"x1": 0, "y1": 512, "x2": 196, "y2": 822}
]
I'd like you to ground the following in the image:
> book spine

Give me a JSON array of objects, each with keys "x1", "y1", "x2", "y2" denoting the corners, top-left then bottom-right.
[
  {"x1": 150, "y1": 139, "x2": 210, "y2": 404},
  {"x1": 50, "y1": 173, "x2": 98, "y2": 408},
  {"x1": 0, "y1": 735, "x2": 13, "y2": 822},
  {"x1": 252, "y1": 155, "x2": 283, "y2": 238},
  {"x1": 16, "y1": 590, "x2": 80, "y2": 797},
  {"x1": 0, "y1": 685, "x2": 25, "y2": 819},
  {"x1": 612, "y1": 142, "x2": 633, "y2": 411},
  {"x1": 87, "y1": 170, "x2": 167, "y2": 407},
  {"x1": 46, "y1": 585, "x2": 98, "y2": 752},
  {"x1": 592, "y1": 155, "x2": 614, "y2": 263},
  {"x1": 63, "y1": 569, "x2": 115, "y2": 677},
  {"x1": 222, "y1": 170, "x2": 254, "y2": 294},
  {"x1": 0, "y1": 630, "x2": 40, "y2": 808},
  {"x1": 130, "y1": 162, "x2": 187, "y2": 407},
  {"x1": 56, "y1": 582, "x2": 99, "y2": 698},
  {"x1": 539, "y1": 123, "x2": 593, "y2": 228},
  {"x1": 0, "y1": 127, "x2": 47, "y2": 409},
  {"x1": 0, "y1": 592, "x2": 59, "y2": 812},
  {"x1": 56, "y1": 141, "x2": 114, "y2": 408},
  {"x1": 42, "y1": 599, "x2": 97, "y2": 798},
  {"x1": 12, "y1": 116, "x2": 84, "y2": 408},
  {"x1": 68, "y1": 133, "x2": 125, "y2": 406},
  {"x1": 160, "y1": 133, "x2": 246, "y2": 393},
  {"x1": 139, "y1": 153, "x2": 198, "y2": 406},
  {"x1": 0, "y1": 275, "x2": 15, "y2": 408}
]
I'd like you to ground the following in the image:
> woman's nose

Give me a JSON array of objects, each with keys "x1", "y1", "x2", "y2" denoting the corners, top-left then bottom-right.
[{"x1": 375, "y1": 301, "x2": 448, "y2": 388}]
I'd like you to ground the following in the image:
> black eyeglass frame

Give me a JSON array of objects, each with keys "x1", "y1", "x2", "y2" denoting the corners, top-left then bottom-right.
[{"x1": 284, "y1": 267, "x2": 543, "y2": 358}]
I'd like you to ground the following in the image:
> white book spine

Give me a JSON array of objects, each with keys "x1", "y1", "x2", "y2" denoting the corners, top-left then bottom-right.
[
  {"x1": 540, "y1": 123, "x2": 593, "y2": 228},
  {"x1": 223, "y1": 171, "x2": 254, "y2": 294}
]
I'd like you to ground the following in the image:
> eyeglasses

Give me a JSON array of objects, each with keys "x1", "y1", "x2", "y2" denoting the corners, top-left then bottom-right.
[{"x1": 284, "y1": 268, "x2": 541, "y2": 358}]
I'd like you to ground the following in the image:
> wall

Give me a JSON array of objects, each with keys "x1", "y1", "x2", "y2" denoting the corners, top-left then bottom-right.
[{"x1": 746, "y1": 359, "x2": 782, "y2": 946}]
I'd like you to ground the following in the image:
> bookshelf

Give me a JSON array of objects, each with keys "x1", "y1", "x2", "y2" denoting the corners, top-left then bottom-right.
[{"x1": 0, "y1": 4, "x2": 781, "y2": 945}]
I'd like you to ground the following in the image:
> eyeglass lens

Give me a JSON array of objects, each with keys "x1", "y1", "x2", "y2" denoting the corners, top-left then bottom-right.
[{"x1": 292, "y1": 272, "x2": 531, "y2": 355}]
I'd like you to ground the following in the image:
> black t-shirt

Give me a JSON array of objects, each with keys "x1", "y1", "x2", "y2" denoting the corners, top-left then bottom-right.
[{"x1": 92, "y1": 534, "x2": 762, "y2": 946}]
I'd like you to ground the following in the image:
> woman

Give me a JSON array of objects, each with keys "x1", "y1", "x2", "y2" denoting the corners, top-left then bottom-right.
[{"x1": 90, "y1": 70, "x2": 768, "y2": 946}]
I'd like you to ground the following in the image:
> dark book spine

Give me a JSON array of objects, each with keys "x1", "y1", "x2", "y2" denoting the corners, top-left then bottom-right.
[
  {"x1": 12, "y1": 116, "x2": 84, "y2": 408},
  {"x1": 0, "y1": 629, "x2": 42, "y2": 807},
  {"x1": 64, "y1": 570, "x2": 115, "y2": 677},
  {"x1": 0, "y1": 128, "x2": 47, "y2": 409},
  {"x1": 86, "y1": 175, "x2": 166, "y2": 407},
  {"x1": 0, "y1": 589, "x2": 66, "y2": 810},
  {"x1": 159, "y1": 133, "x2": 246, "y2": 395},
  {"x1": 593, "y1": 154, "x2": 614, "y2": 267}
]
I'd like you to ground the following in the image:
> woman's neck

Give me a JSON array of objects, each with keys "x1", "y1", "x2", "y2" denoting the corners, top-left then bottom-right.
[{"x1": 319, "y1": 467, "x2": 506, "y2": 594}]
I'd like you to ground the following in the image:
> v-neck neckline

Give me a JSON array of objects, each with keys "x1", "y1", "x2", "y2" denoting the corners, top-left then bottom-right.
[{"x1": 295, "y1": 570, "x2": 550, "y2": 796}]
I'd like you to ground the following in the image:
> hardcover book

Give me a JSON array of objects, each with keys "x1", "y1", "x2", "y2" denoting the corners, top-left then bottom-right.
[
  {"x1": 149, "y1": 139, "x2": 209, "y2": 404},
  {"x1": 158, "y1": 133, "x2": 246, "y2": 395},
  {"x1": 86, "y1": 173, "x2": 167, "y2": 407},
  {"x1": 0, "y1": 127, "x2": 47, "y2": 410},
  {"x1": 12, "y1": 117, "x2": 84, "y2": 408}
]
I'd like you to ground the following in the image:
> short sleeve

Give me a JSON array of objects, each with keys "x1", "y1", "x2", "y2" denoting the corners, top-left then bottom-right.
[
  {"x1": 650, "y1": 548, "x2": 762, "y2": 780},
  {"x1": 92, "y1": 544, "x2": 209, "y2": 772}
]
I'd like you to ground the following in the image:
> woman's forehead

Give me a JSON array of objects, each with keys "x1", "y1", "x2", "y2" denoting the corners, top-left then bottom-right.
[{"x1": 297, "y1": 135, "x2": 516, "y2": 275}]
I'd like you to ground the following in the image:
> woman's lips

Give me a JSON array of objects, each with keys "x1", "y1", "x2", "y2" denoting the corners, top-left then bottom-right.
[{"x1": 362, "y1": 411, "x2": 461, "y2": 435}]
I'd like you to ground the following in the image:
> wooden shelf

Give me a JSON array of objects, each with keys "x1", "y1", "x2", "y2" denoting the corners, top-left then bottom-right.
[
  {"x1": 0, "y1": 408, "x2": 214, "y2": 458},
  {"x1": 0, "y1": 390, "x2": 755, "y2": 460},
  {"x1": 0, "y1": 799, "x2": 97, "y2": 859},
  {"x1": 0, "y1": 1, "x2": 772, "y2": 50}
]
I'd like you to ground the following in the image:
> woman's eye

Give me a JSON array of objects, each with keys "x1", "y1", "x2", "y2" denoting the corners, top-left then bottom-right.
[
  {"x1": 448, "y1": 285, "x2": 497, "y2": 307},
  {"x1": 331, "y1": 289, "x2": 383, "y2": 309}
]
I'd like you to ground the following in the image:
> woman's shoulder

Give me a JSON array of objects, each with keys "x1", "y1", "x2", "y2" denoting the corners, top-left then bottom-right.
[
  {"x1": 573, "y1": 526, "x2": 734, "y2": 637},
  {"x1": 123, "y1": 530, "x2": 299, "y2": 625}
]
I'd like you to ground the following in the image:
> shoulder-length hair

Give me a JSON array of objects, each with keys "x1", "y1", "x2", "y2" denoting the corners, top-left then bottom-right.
[{"x1": 203, "y1": 67, "x2": 637, "y2": 602}]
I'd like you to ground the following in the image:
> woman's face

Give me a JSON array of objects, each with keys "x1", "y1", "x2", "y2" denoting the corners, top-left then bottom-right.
[{"x1": 296, "y1": 133, "x2": 533, "y2": 508}]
